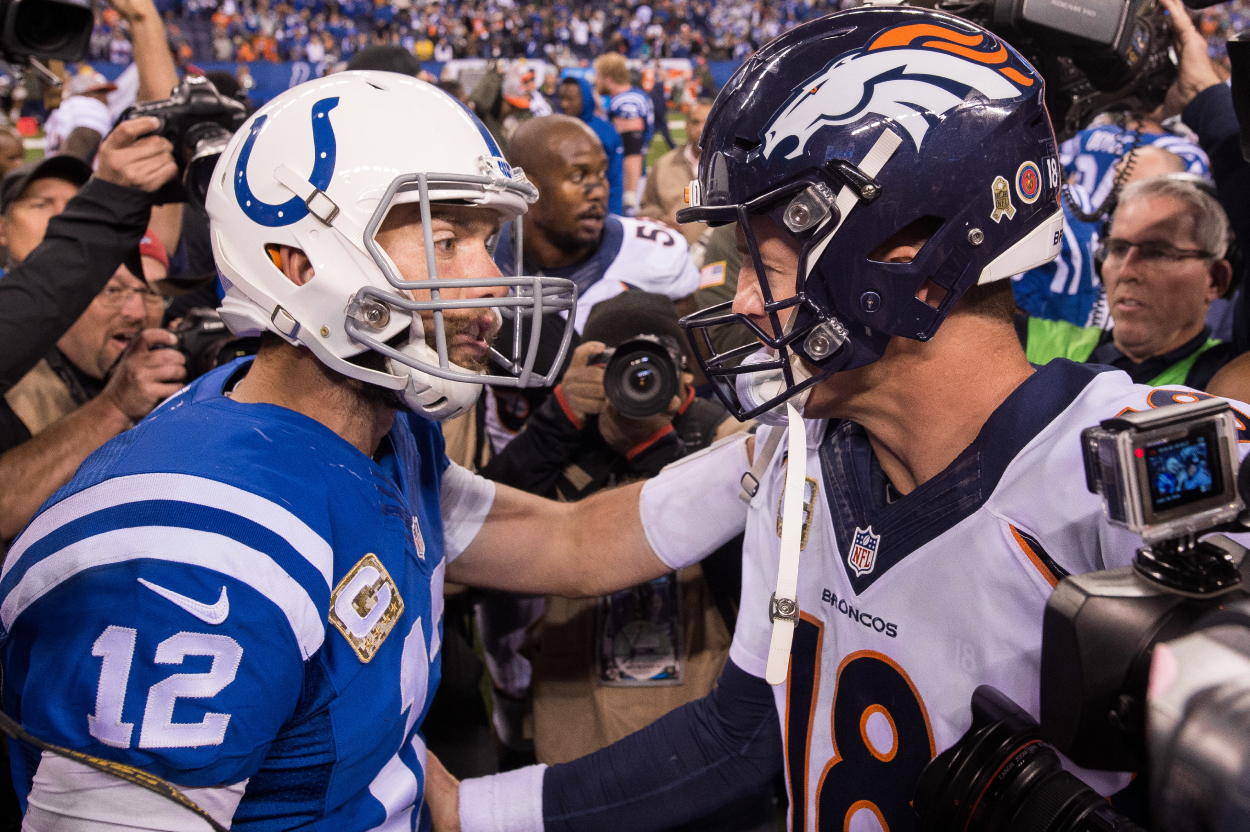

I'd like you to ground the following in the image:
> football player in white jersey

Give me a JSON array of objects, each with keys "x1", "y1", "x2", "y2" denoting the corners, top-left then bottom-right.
[
  {"x1": 493, "y1": 115, "x2": 699, "y2": 333},
  {"x1": 430, "y1": 8, "x2": 1250, "y2": 832}
]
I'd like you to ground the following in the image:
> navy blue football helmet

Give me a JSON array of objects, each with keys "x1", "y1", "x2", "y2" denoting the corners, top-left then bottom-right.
[{"x1": 677, "y1": 7, "x2": 1064, "y2": 421}]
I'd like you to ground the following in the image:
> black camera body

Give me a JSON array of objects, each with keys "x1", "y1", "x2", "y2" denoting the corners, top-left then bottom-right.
[
  {"x1": 1041, "y1": 541, "x2": 1250, "y2": 772},
  {"x1": 121, "y1": 75, "x2": 248, "y2": 206},
  {"x1": 592, "y1": 334, "x2": 686, "y2": 419},
  {"x1": 916, "y1": 400, "x2": 1250, "y2": 832},
  {"x1": 1, "y1": 0, "x2": 92, "y2": 63},
  {"x1": 171, "y1": 308, "x2": 259, "y2": 382}
]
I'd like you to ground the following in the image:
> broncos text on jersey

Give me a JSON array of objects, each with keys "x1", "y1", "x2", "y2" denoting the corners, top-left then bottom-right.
[
  {"x1": 731, "y1": 360, "x2": 1250, "y2": 832},
  {"x1": 0, "y1": 359, "x2": 494, "y2": 830}
]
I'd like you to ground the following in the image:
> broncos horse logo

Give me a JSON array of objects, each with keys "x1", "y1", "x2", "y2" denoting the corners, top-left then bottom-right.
[{"x1": 762, "y1": 23, "x2": 1033, "y2": 160}]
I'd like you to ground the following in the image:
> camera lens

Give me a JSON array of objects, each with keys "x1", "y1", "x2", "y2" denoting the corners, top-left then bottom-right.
[
  {"x1": 603, "y1": 344, "x2": 679, "y2": 419},
  {"x1": 915, "y1": 687, "x2": 1146, "y2": 832}
]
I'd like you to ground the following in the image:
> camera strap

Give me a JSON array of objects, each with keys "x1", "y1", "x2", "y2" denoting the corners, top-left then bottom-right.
[
  {"x1": 765, "y1": 403, "x2": 808, "y2": 686},
  {"x1": 0, "y1": 706, "x2": 227, "y2": 831}
]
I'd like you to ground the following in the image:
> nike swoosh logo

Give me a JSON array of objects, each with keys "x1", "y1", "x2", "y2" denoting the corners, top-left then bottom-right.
[{"x1": 137, "y1": 579, "x2": 230, "y2": 625}]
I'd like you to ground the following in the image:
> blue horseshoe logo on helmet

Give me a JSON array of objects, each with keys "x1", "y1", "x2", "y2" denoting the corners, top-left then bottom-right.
[{"x1": 234, "y1": 96, "x2": 339, "y2": 227}]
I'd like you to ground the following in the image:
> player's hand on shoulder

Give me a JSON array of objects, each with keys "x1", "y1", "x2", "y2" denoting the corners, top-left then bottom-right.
[
  {"x1": 560, "y1": 341, "x2": 608, "y2": 420},
  {"x1": 102, "y1": 328, "x2": 187, "y2": 423},
  {"x1": 425, "y1": 752, "x2": 461, "y2": 832}
]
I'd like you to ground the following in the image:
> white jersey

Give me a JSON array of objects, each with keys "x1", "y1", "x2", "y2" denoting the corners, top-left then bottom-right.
[
  {"x1": 730, "y1": 361, "x2": 1250, "y2": 832},
  {"x1": 43, "y1": 95, "x2": 113, "y2": 157},
  {"x1": 493, "y1": 215, "x2": 699, "y2": 335},
  {"x1": 571, "y1": 215, "x2": 700, "y2": 329}
]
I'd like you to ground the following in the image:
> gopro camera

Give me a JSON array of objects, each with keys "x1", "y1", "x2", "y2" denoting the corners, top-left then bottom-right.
[{"x1": 1082, "y1": 398, "x2": 1243, "y2": 543}]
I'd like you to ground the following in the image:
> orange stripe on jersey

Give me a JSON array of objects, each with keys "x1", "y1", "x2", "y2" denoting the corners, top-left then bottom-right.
[
  {"x1": 1010, "y1": 524, "x2": 1059, "y2": 588},
  {"x1": 827, "y1": 649, "x2": 937, "y2": 758},
  {"x1": 859, "y1": 704, "x2": 898, "y2": 763},
  {"x1": 867, "y1": 23, "x2": 984, "y2": 50}
]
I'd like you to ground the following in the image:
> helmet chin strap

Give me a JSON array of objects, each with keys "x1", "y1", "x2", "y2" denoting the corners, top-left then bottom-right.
[
  {"x1": 765, "y1": 402, "x2": 809, "y2": 685},
  {"x1": 387, "y1": 317, "x2": 485, "y2": 421},
  {"x1": 753, "y1": 130, "x2": 905, "y2": 683}
]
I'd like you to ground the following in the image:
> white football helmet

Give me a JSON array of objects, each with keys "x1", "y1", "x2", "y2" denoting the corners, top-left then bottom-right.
[{"x1": 206, "y1": 71, "x2": 576, "y2": 420}]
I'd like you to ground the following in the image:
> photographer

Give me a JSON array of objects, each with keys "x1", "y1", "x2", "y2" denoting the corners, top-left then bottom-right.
[
  {"x1": 478, "y1": 292, "x2": 773, "y2": 832},
  {"x1": 481, "y1": 292, "x2": 731, "y2": 498},
  {"x1": 0, "y1": 156, "x2": 184, "y2": 541},
  {"x1": 1023, "y1": 175, "x2": 1237, "y2": 389},
  {"x1": 0, "y1": 116, "x2": 177, "y2": 392}
]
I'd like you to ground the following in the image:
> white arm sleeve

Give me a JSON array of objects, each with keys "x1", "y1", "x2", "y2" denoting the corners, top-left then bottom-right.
[
  {"x1": 458, "y1": 764, "x2": 547, "y2": 832},
  {"x1": 640, "y1": 433, "x2": 752, "y2": 570},
  {"x1": 23, "y1": 753, "x2": 245, "y2": 831},
  {"x1": 441, "y1": 461, "x2": 497, "y2": 563}
]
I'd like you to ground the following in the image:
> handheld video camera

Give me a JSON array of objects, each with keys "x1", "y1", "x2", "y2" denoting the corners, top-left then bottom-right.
[
  {"x1": 917, "y1": 399, "x2": 1250, "y2": 832},
  {"x1": 1, "y1": 0, "x2": 92, "y2": 64},
  {"x1": 912, "y1": 0, "x2": 1175, "y2": 140}
]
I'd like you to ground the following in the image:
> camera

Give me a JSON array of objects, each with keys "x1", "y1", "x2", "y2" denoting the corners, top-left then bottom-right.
[
  {"x1": 592, "y1": 334, "x2": 686, "y2": 419},
  {"x1": 1082, "y1": 398, "x2": 1243, "y2": 546},
  {"x1": 915, "y1": 686, "x2": 1147, "y2": 832},
  {"x1": 1, "y1": 0, "x2": 91, "y2": 62},
  {"x1": 121, "y1": 75, "x2": 248, "y2": 206},
  {"x1": 914, "y1": 399, "x2": 1250, "y2": 832},
  {"x1": 171, "y1": 308, "x2": 259, "y2": 382},
  {"x1": 913, "y1": 0, "x2": 1176, "y2": 139}
]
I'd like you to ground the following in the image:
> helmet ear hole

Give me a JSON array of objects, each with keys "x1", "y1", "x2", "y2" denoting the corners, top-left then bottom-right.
[
  {"x1": 265, "y1": 243, "x2": 284, "y2": 272},
  {"x1": 867, "y1": 215, "x2": 945, "y2": 263}
]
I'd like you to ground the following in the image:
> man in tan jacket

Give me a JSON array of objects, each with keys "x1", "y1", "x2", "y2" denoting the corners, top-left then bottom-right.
[
  {"x1": 639, "y1": 100, "x2": 711, "y2": 246},
  {"x1": 0, "y1": 158, "x2": 184, "y2": 541}
]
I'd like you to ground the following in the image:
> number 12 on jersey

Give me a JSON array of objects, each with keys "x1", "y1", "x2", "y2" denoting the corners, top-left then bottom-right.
[
  {"x1": 89, "y1": 625, "x2": 242, "y2": 750},
  {"x1": 785, "y1": 615, "x2": 935, "y2": 831}
]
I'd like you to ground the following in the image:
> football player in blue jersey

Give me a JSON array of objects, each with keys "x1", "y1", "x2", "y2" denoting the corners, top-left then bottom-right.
[
  {"x1": 0, "y1": 72, "x2": 731, "y2": 831},
  {"x1": 432, "y1": 8, "x2": 1250, "y2": 832}
]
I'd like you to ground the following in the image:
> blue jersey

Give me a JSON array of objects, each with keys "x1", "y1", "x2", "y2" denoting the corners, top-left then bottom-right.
[
  {"x1": 0, "y1": 360, "x2": 455, "y2": 830},
  {"x1": 609, "y1": 88, "x2": 655, "y2": 147},
  {"x1": 1060, "y1": 124, "x2": 1209, "y2": 209},
  {"x1": 1012, "y1": 184, "x2": 1103, "y2": 327}
]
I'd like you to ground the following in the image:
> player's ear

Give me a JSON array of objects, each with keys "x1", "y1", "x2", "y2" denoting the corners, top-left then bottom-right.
[
  {"x1": 1209, "y1": 258, "x2": 1233, "y2": 301},
  {"x1": 275, "y1": 245, "x2": 315, "y2": 287}
]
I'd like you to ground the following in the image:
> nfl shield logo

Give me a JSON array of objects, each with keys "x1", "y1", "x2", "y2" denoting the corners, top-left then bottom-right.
[{"x1": 847, "y1": 525, "x2": 881, "y2": 577}]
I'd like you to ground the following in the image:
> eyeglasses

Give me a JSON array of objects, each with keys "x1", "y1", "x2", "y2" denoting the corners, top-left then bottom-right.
[
  {"x1": 1095, "y1": 238, "x2": 1216, "y2": 267},
  {"x1": 95, "y1": 283, "x2": 166, "y2": 311}
]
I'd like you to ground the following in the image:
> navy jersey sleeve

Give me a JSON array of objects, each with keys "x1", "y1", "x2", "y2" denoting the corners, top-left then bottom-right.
[
  {"x1": 542, "y1": 659, "x2": 782, "y2": 832},
  {"x1": 0, "y1": 472, "x2": 330, "y2": 788}
]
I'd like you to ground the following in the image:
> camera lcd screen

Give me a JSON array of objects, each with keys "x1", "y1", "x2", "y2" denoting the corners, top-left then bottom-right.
[{"x1": 1145, "y1": 430, "x2": 1221, "y2": 514}]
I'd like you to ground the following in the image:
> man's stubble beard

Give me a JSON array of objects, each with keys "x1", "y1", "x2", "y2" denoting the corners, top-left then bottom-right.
[{"x1": 427, "y1": 310, "x2": 495, "y2": 373}]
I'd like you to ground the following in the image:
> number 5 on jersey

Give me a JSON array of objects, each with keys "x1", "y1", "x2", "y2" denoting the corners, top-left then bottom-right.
[{"x1": 89, "y1": 625, "x2": 242, "y2": 749}]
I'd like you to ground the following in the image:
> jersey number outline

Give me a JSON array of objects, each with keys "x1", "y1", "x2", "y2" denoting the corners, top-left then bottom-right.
[
  {"x1": 635, "y1": 224, "x2": 676, "y2": 246},
  {"x1": 88, "y1": 625, "x2": 243, "y2": 750},
  {"x1": 785, "y1": 615, "x2": 935, "y2": 832}
]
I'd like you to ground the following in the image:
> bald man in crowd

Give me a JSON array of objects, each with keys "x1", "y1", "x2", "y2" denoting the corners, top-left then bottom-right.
[{"x1": 464, "y1": 117, "x2": 704, "y2": 769}]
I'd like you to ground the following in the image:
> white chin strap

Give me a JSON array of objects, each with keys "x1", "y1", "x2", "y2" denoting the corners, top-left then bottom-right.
[
  {"x1": 386, "y1": 321, "x2": 484, "y2": 421},
  {"x1": 766, "y1": 403, "x2": 808, "y2": 685},
  {"x1": 736, "y1": 348, "x2": 814, "y2": 427}
]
